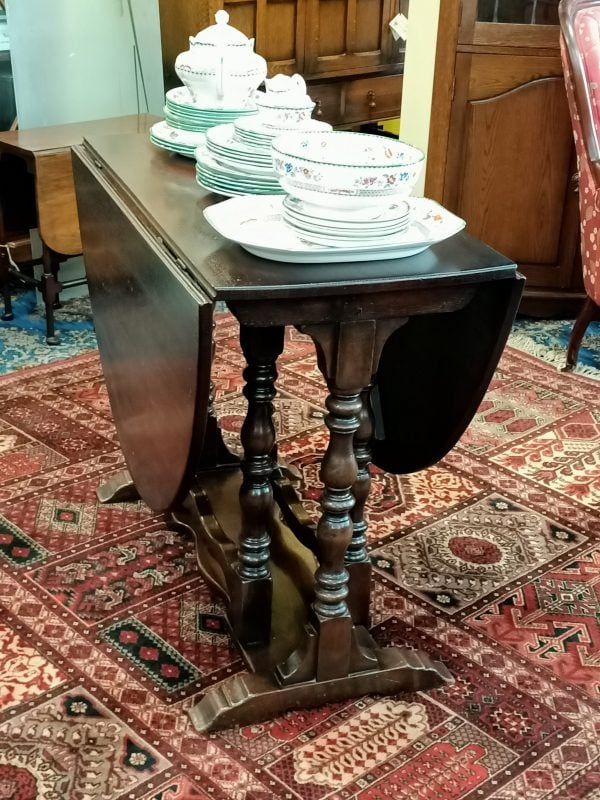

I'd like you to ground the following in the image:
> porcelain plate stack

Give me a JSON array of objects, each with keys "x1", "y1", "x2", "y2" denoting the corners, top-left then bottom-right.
[
  {"x1": 196, "y1": 123, "x2": 284, "y2": 195},
  {"x1": 282, "y1": 194, "x2": 410, "y2": 247}
]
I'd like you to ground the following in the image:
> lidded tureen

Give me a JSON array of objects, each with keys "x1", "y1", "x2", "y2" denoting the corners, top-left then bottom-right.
[
  {"x1": 256, "y1": 72, "x2": 315, "y2": 127},
  {"x1": 174, "y1": 10, "x2": 267, "y2": 109}
]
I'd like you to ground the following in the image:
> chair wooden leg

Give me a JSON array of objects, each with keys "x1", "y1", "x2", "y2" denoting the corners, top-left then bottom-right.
[
  {"x1": 0, "y1": 250, "x2": 13, "y2": 321},
  {"x1": 41, "y1": 246, "x2": 63, "y2": 346},
  {"x1": 564, "y1": 296, "x2": 599, "y2": 371}
]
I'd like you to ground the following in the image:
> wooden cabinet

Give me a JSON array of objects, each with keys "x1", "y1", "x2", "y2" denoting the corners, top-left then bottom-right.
[
  {"x1": 158, "y1": 0, "x2": 407, "y2": 127},
  {"x1": 427, "y1": 0, "x2": 584, "y2": 315}
]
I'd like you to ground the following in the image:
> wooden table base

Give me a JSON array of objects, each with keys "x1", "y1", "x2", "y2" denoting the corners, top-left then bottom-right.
[
  {"x1": 189, "y1": 641, "x2": 452, "y2": 732},
  {"x1": 98, "y1": 465, "x2": 452, "y2": 732}
]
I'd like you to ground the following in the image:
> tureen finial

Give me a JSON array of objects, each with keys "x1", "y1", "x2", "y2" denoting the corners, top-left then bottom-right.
[{"x1": 215, "y1": 10, "x2": 230, "y2": 25}]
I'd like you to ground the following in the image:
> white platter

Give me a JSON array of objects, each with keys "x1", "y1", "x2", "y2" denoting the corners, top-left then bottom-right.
[{"x1": 203, "y1": 195, "x2": 466, "y2": 263}]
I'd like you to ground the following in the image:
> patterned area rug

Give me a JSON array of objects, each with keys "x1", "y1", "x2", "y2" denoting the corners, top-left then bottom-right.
[
  {"x1": 0, "y1": 315, "x2": 599, "y2": 800},
  {"x1": 0, "y1": 290, "x2": 96, "y2": 374},
  {"x1": 511, "y1": 318, "x2": 600, "y2": 378}
]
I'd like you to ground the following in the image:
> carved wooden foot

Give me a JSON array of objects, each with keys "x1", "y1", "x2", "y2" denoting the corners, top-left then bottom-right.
[
  {"x1": 96, "y1": 469, "x2": 140, "y2": 504},
  {"x1": 189, "y1": 638, "x2": 452, "y2": 732}
]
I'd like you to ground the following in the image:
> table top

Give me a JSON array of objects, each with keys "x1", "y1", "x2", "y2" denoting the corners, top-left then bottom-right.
[
  {"x1": 0, "y1": 114, "x2": 159, "y2": 157},
  {"x1": 75, "y1": 132, "x2": 517, "y2": 303}
]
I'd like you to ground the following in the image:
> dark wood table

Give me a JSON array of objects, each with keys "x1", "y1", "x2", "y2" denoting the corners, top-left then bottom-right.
[{"x1": 72, "y1": 133, "x2": 524, "y2": 731}]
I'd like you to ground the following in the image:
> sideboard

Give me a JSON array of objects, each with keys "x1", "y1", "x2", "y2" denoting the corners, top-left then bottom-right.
[{"x1": 158, "y1": 0, "x2": 408, "y2": 127}]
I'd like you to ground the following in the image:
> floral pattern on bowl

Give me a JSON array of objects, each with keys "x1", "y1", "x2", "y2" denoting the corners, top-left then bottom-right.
[{"x1": 271, "y1": 130, "x2": 424, "y2": 203}]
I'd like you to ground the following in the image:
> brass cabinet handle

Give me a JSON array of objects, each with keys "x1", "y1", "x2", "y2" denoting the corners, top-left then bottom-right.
[{"x1": 367, "y1": 90, "x2": 377, "y2": 109}]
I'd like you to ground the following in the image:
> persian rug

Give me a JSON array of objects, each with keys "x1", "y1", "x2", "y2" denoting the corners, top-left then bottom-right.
[
  {"x1": 0, "y1": 315, "x2": 599, "y2": 800},
  {"x1": 0, "y1": 290, "x2": 96, "y2": 374},
  {"x1": 511, "y1": 318, "x2": 600, "y2": 379}
]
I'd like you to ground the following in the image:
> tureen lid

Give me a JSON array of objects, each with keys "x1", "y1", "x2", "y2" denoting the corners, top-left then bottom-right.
[{"x1": 191, "y1": 10, "x2": 249, "y2": 45}]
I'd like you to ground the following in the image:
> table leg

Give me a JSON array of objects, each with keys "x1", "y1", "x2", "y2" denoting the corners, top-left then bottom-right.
[
  {"x1": 229, "y1": 324, "x2": 285, "y2": 647},
  {"x1": 347, "y1": 389, "x2": 373, "y2": 627}
]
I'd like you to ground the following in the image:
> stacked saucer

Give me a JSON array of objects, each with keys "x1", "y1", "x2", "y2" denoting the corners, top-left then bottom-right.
[
  {"x1": 195, "y1": 122, "x2": 284, "y2": 195},
  {"x1": 150, "y1": 120, "x2": 207, "y2": 158},
  {"x1": 281, "y1": 195, "x2": 411, "y2": 247},
  {"x1": 234, "y1": 115, "x2": 331, "y2": 149}
]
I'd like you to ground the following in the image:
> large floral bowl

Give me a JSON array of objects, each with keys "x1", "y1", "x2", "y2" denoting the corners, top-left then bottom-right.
[{"x1": 271, "y1": 130, "x2": 424, "y2": 207}]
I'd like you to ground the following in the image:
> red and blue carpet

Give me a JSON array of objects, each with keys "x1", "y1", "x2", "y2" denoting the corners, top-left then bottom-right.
[{"x1": 0, "y1": 315, "x2": 599, "y2": 799}]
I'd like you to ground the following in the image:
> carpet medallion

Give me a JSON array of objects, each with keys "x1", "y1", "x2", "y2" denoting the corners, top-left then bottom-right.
[{"x1": 0, "y1": 316, "x2": 599, "y2": 799}]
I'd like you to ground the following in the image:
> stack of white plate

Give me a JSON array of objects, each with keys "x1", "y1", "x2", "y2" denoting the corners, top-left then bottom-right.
[
  {"x1": 164, "y1": 87, "x2": 257, "y2": 132},
  {"x1": 195, "y1": 123, "x2": 285, "y2": 196},
  {"x1": 150, "y1": 121, "x2": 207, "y2": 158},
  {"x1": 195, "y1": 145, "x2": 283, "y2": 196},
  {"x1": 233, "y1": 115, "x2": 331, "y2": 150},
  {"x1": 281, "y1": 195, "x2": 411, "y2": 247},
  {"x1": 151, "y1": 87, "x2": 258, "y2": 159}
]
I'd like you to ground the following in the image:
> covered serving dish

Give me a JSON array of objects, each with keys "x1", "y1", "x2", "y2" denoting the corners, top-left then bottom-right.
[{"x1": 174, "y1": 11, "x2": 267, "y2": 109}]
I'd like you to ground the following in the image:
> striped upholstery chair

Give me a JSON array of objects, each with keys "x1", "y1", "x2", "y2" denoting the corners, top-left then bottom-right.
[{"x1": 559, "y1": 0, "x2": 600, "y2": 369}]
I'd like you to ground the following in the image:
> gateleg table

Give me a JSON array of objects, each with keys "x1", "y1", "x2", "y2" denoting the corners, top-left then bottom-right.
[{"x1": 72, "y1": 132, "x2": 523, "y2": 731}]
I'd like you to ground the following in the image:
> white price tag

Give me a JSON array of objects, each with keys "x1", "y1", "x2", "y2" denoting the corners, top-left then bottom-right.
[{"x1": 389, "y1": 12, "x2": 409, "y2": 41}]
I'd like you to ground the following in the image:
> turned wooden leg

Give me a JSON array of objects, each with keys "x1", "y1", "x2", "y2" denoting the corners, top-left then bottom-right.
[
  {"x1": 41, "y1": 246, "x2": 63, "y2": 345},
  {"x1": 229, "y1": 324, "x2": 285, "y2": 647},
  {"x1": 347, "y1": 389, "x2": 373, "y2": 627},
  {"x1": 312, "y1": 385, "x2": 362, "y2": 679},
  {"x1": 0, "y1": 249, "x2": 13, "y2": 321},
  {"x1": 564, "y1": 296, "x2": 599, "y2": 371}
]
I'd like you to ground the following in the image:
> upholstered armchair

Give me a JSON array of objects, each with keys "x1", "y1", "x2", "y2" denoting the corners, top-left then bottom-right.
[{"x1": 559, "y1": 0, "x2": 600, "y2": 369}]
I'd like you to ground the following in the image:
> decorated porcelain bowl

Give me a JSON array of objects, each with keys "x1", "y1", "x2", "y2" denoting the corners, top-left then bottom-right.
[
  {"x1": 255, "y1": 90, "x2": 315, "y2": 128},
  {"x1": 271, "y1": 130, "x2": 424, "y2": 206}
]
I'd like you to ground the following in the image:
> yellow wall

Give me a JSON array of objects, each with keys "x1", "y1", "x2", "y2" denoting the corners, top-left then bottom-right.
[{"x1": 398, "y1": 0, "x2": 441, "y2": 196}]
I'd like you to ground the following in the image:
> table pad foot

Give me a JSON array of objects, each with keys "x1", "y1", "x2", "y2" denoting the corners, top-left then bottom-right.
[
  {"x1": 188, "y1": 643, "x2": 453, "y2": 732},
  {"x1": 96, "y1": 469, "x2": 140, "y2": 504}
]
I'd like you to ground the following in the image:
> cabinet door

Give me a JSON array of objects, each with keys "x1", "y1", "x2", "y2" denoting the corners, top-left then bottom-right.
[
  {"x1": 208, "y1": 0, "x2": 305, "y2": 76},
  {"x1": 304, "y1": 0, "x2": 406, "y2": 78},
  {"x1": 446, "y1": 55, "x2": 579, "y2": 290}
]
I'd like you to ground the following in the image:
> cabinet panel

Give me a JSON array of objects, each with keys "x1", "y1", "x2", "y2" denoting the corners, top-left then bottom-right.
[
  {"x1": 304, "y1": 0, "x2": 403, "y2": 77},
  {"x1": 208, "y1": 0, "x2": 305, "y2": 76},
  {"x1": 467, "y1": 53, "x2": 563, "y2": 98},
  {"x1": 457, "y1": 76, "x2": 572, "y2": 267}
]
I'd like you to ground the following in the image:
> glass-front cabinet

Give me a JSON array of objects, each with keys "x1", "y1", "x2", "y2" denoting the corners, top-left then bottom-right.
[
  {"x1": 477, "y1": 0, "x2": 558, "y2": 24},
  {"x1": 428, "y1": 0, "x2": 581, "y2": 315}
]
